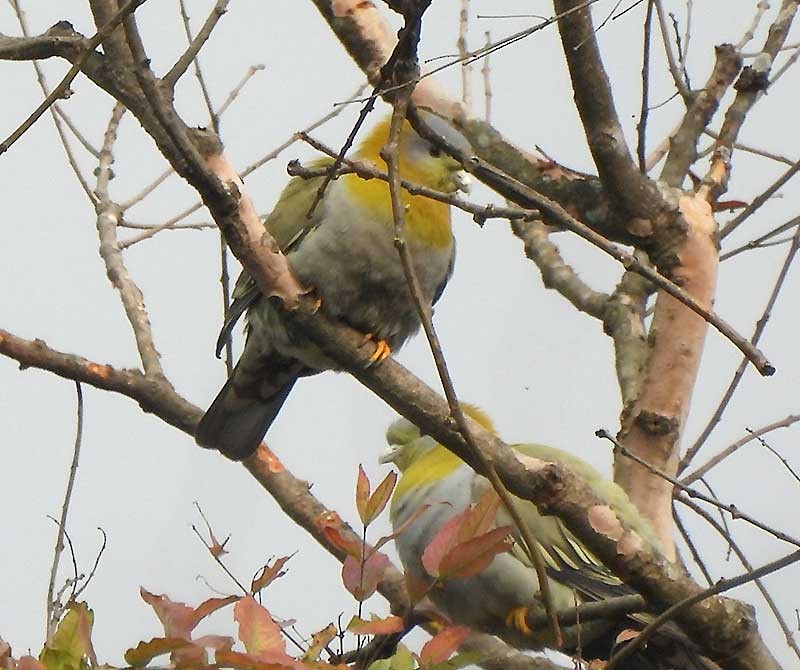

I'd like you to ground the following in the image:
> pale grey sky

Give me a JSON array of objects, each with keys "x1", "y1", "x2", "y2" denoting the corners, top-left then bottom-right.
[{"x1": 1, "y1": 1, "x2": 798, "y2": 667}]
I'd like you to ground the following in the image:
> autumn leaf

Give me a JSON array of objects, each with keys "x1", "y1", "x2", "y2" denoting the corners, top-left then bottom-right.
[
  {"x1": 366, "y1": 645, "x2": 414, "y2": 670},
  {"x1": 139, "y1": 588, "x2": 237, "y2": 639},
  {"x1": 194, "y1": 501, "x2": 230, "y2": 557},
  {"x1": 251, "y1": 555, "x2": 293, "y2": 594},
  {"x1": 233, "y1": 596, "x2": 296, "y2": 667},
  {"x1": 124, "y1": 638, "x2": 192, "y2": 667},
  {"x1": 341, "y1": 550, "x2": 390, "y2": 601},
  {"x1": 300, "y1": 624, "x2": 336, "y2": 662},
  {"x1": 39, "y1": 602, "x2": 96, "y2": 670},
  {"x1": 418, "y1": 626, "x2": 471, "y2": 669},
  {"x1": 421, "y1": 495, "x2": 512, "y2": 579},
  {"x1": 355, "y1": 465, "x2": 371, "y2": 525},
  {"x1": 18, "y1": 657, "x2": 48, "y2": 670},
  {"x1": 435, "y1": 527, "x2": 514, "y2": 579},
  {"x1": 363, "y1": 471, "x2": 397, "y2": 526},
  {"x1": 347, "y1": 615, "x2": 405, "y2": 636},
  {"x1": 318, "y1": 512, "x2": 361, "y2": 558}
]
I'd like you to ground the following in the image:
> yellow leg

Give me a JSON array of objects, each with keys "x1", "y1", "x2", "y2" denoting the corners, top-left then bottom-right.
[
  {"x1": 359, "y1": 333, "x2": 392, "y2": 366},
  {"x1": 505, "y1": 606, "x2": 532, "y2": 636}
]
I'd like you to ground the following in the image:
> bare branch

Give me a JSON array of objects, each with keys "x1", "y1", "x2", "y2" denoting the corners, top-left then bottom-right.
[
  {"x1": 660, "y1": 44, "x2": 742, "y2": 187},
  {"x1": 45, "y1": 382, "x2": 84, "y2": 641},
  {"x1": 95, "y1": 103, "x2": 165, "y2": 378},
  {"x1": 164, "y1": 0, "x2": 231, "y2": 90},
  {"x1": 0, "y1": 0, "x2": 148, "y2": 156},
  {"x1": 681, "y1": 414, "x2": 800, "y2": 485}
]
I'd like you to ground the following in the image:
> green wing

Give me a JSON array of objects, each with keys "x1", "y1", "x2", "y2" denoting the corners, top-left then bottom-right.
[{"x1": 214, "y1": 160, "x2": 332, "y2": 356}]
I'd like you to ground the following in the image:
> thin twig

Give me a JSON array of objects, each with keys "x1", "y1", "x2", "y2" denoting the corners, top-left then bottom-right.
[
  {"x1": 636, "y1": 0, "x2": 655, "y2": 172},
  {"x1": 45, "y1": 381, "x2": 84, "y2": 641},
  {"x1": 653, "y1": 0, "x2": 691, "y2": 100},
  {"x1": 606, "y1": 548, "x2": 800, "y2": 669},
  {"x1": 720, "y1": 158, "x2": 800, "y2": 239},
  {"x1": 0, "y1": 0, "x2": 148, "y2": 156},
  {"x1": 736, "y1": 0, "x2": 771, "y2": 50},
  {"x1": 672, "y1": 507, "x2": 713, "y2": 586},
  {"x1": 481, "y1": 31, "x2": 492, "y2": 122},
  {"x1": 721, "y1": 216, "x2": 800, "y2": 261},
  {"x1": 682, "y1": 414, "x2": 800, "y2": 485},
  {"x1": 750, "y1": 430, "x2": 800, "y2": 485},
  {"x1": 164, "y1": 0, "x2": 231, "y2": 90},
  {"x1": 9, "y1": 0, "x2": 98, "y2": 203},
  {"x1": 677, "y1": 496, "x2": 800, "y2": 662},
  {"x1": 597, "y1": 429, "x2": 800, "y2": 548},
  {"x1": 457, "y1": 0, "x2": 472, "y2": 109}
]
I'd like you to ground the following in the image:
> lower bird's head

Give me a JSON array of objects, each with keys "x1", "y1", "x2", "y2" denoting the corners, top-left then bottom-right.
[
  {"x1": 356, "y1": 110, "x2": 472, "y2": 194},
  {"x1": 380, "y1": 404, "x2": 497, "y2": 471}
]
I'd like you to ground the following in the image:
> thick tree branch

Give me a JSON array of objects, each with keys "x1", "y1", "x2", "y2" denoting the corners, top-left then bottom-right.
[
  {"x1": 615, "y1": 194, "x2": 719, "y2": 557},
  {"x1": 660, "y1": 44, "x2": 742, "y2": 187},
  {"x1": 552, "y1": 0, "x2": 668, "y2": 227}
]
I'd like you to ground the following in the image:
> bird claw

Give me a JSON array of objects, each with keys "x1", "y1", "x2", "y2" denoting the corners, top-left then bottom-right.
[
  {"x1": 505, "y1": 606, "x2": 532, "y2": 636},
  {"x1": 359, "y1": 333, "x2": 392, "y2": 366}
]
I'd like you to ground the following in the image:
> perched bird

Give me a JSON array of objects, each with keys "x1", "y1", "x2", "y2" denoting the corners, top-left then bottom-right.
[
  {"x1": 381, "y1": 408, "x2": 715, "y2": 670},
  {"x1": 196, "y1": 112, "x2": 471, "y2": 460}
]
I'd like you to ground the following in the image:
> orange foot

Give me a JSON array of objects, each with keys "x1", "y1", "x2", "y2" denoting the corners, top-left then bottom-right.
[
  {"x1": 359, "y1": 333, "x2": 392, "y2": 366},
  {"x1": 505, "y1": 606, "x2": 532, "y2": 636}
]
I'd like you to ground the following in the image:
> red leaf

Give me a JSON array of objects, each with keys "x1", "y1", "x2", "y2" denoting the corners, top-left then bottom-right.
[
  {"x1": 457, "y1": 490, "x2": 500, "y2": 542},
  {"x1": 18, "y1": 658, "x2": 47, "y2": 670},
  {"x1": 419, "y1": 626, "x2": 472, "y2": 668},
  {"x1": 139, "y1": 588, "x2": 235, "y2": 639},
  {"x1": 341, "y1": 550, "x2": 391, "y2": 601},
  {"x1": 421, "y1": 513, "x2": 462, "y2": 577},
  {"x1": 347, "y1": 615, "x2": 405, "y2": 635},
  {"x1": 193, "y1": 595, "x2": 239, "y2": 624},
  {"x1": 251, "y1": 555, "x2": 293, "y2": 594},
  {"x1": 363, "y1": 470, "x2": 397, "y2": 526},
  {"x1": 437, "y1": 527, "x2": 514, "y2": 579},
  {"x1": 319, "y1": 512, "x2": 361, "y2": 558},
  {"x1": 355, "y1": 465, "x2": 371, "y2": 525},
  {"x1": 233, "y1": 597, "x2": 292, "y2": 664},
  {"x1": 140, "y1": 589, "x2": 197, "y2": 639}
]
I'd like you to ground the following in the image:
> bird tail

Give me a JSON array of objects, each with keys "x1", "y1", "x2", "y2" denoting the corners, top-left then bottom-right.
[
  {"x1": 195, "y1": 371, "x2": 299, "y2": 461},
  {"x1": 607, "y1": 628, "x2": 720, "y2": 670}
]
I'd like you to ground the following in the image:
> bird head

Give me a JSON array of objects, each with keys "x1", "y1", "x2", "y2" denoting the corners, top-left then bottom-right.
[
  {"x1": 380, "y1": 404, "x2": 496, "y2": 471},
  {"x1": 355, "y1": 110, "x2": 472, "y2": 194}
]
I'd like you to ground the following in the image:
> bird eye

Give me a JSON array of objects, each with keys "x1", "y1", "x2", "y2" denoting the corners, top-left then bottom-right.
[{"x1": 429, "y1": 146, "x2": 442, "y2": 158}]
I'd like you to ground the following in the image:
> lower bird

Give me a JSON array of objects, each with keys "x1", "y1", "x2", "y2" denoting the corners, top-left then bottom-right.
[
  {"x1": 196, "y1": 111, "x2": 471, "y2": 460},
  {"x1": 381, "y1": 407, "x2": 717, "y2": 670}
]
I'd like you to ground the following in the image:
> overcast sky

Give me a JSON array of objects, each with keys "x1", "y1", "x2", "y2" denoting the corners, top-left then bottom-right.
[{"x1": 1, "y1": 1, "x2": 799, "y2": 667}]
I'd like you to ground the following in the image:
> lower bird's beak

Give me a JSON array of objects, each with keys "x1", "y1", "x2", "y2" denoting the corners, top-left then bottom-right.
[
  {"x1": 379, "y1": 445, "x2": 399, "y2": 465},
  {"x1": 453, "y1": 170, "x2": 472, "y2": 194}
]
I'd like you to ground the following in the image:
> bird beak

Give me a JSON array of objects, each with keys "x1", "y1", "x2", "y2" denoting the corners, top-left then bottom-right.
[
  {"x1": 379, "y1": 445, "x2": 399, "y2": 465},
  {"x1": 453, "y1": 170, "x2": 472, "y2": 194}
]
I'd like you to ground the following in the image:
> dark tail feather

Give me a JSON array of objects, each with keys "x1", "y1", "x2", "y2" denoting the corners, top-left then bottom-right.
[
  {"x1": 608, "y1": 629, "x2": 720, "y2": 670},
  {"x1": 195, "y1": 374, "x2": 298, "y2": 461}
]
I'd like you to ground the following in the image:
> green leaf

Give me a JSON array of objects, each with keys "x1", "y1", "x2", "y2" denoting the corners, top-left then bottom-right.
[{"x1": 39, "y1": 603, "x2": 95, "y2": 670}]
